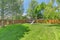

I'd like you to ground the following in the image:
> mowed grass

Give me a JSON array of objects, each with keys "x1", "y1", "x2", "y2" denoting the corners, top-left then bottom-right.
[
  {"x1": 0, "y1": 24, "x2": 29, "y2": 40},
  {"x1": 0, "y1": 23, "x2": 60, "y2": 40},
  {"x1": 20, "y1": 23, "x2": 60, "y2": 40}
]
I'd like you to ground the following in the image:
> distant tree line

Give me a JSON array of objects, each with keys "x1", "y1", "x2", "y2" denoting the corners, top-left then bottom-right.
[
  {"x1": 27, "y1": 0, "x2": 60, "y2": 20},
  {"x1": 0, "y1": 0, "x2": 24, "y2": 27},
  {"x1": 0, "y1": 0, "x2": 60, "y2": 27}
]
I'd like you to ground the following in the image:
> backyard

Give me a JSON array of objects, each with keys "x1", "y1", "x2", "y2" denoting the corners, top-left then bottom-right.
[
  {"x1": 0, "y1": 23, "x2": 60, "y2": 40},
  {"x1": 0, "y1": 0, "x2": 60, "y2": 40}
]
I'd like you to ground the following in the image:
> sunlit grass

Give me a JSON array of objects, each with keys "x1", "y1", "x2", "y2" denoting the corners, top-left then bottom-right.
[{"x1": 21, "y1": 23, "x2": 60, "y2": 40}]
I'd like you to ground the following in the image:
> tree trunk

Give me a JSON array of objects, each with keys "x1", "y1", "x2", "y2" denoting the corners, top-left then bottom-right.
[{"x1": 1, "y1": 0, "x2": 4, "y2": 27}]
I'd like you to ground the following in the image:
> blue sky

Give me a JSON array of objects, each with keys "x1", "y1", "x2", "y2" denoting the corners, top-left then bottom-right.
[
  {"x1": 23, "y1": 0, "x2": 49, "y2": 13},
  {"x1": 23, "y1": 0, "x2": 57, "y2": 13}
]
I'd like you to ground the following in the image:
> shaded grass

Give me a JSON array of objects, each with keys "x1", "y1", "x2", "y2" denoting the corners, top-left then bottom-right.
[{"x1": 0, "y1": 24, "x2": 29, "y2": 40}]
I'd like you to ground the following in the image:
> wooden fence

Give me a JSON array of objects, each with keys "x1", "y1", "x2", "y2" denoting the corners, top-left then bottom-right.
[{"x1": 0, "y1": 19, "x2": 60, "y2": 25}]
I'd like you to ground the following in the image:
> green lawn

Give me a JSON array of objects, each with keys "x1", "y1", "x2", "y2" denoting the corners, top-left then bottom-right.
[
  {"x1": 0, "y1": 23, "x2": 60, "y2": 40},
  {"x1": 0, "y1": 24, "x2": 29, "y2": 40},
  {"x1": 21, "y1": 23, "x2": 60, "y2": 40}
]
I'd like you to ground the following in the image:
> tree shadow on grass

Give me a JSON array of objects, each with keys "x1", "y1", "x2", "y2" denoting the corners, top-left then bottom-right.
[
  {"x1": 46, "y1": 24, "x2": 60, "y2": 27},
  {"x1": 44, "y1": 24, "x2": 60, "y2": 30},
  {"x1": 0, "y1": 24, "x2": 30, "y2": 40}
]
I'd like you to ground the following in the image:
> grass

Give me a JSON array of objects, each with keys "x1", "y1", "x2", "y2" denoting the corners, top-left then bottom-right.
[
  {"x1": 0, "y1": 23, "x2": 60, "y2": 40},
  {"x1": 0, "y1": 24, "x2": 29, "y2": 40},
  {"x1": 20, "y1": 23, "x2": 60, "y2": 40}
]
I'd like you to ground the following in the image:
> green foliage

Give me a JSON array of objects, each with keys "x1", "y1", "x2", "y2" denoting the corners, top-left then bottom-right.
[
  {"x1": 34, "y1": 2, "x2": 46, "y2": 19},
  {"x1": 27, "y1": 0, "x2": 38, "y2": 19},
  {"x1": 0, "y1": 0, "x2": 24, "y2": 26},
  {"x1": 27, "y1": 0, "x2": 60, "y2": 20},
  {"x1": 56, "y1": 0, "x2": 60, "y2": 5},
  {"x1": 0, "y1": 0, "x2": 24, "y2": 20}
]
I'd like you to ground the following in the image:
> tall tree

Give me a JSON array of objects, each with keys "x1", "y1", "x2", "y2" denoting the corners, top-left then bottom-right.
[
  {"x1": 43, "y1": 0, "x2": 58, "y2": 20},
  {"x1": 56, "y1": 0, "x2": 60, "y2": 19},
  {"x1": 0, "y1": 0, "x2": 8, "y2": 27},
  {"x1": 27, "y1": 0, "x2": 38, "y2": 20},
  {"x1": 0, "y1": 0, "x2": 24, "y2": 26},
  {"x1": 34, "y1": 2, "x2": 46, "y2": 19},
  {"x1": 56, "y1": 0, "x2": 60, "y2": 11},
  {"x1": 1, "y1": 0, "x2": 5, "y2": 27},
  {"x1": 10, "y1": 0, "x2": 24, "y2": 20}
]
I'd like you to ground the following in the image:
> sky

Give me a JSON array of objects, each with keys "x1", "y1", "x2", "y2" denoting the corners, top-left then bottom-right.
[
  {"x1": 23, "y1": 0, "x2": 49, "y2": 13},
  {"x1": 23, "y1": 0, "x2": 57, "y2": 14}
]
